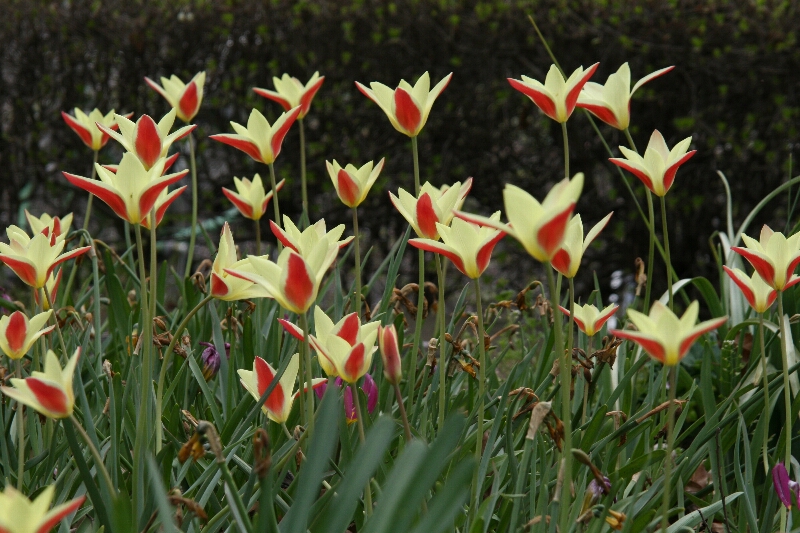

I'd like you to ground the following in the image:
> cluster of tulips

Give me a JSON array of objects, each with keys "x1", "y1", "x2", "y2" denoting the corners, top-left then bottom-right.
[{"x1": 2, "y1": 49, "x2": 800, "y2": 532}]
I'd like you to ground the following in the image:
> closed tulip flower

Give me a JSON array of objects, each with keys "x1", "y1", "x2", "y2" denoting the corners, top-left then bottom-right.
[
  {"x1": 379, "y1": 324, "x2": 402, "y2": 384},
  {"x1": 610, "y1": 301, "x2": 726, "y2": 366},
  {"x1": 558, "y1": 303, "x2": 618, "y2": 337},
  {"x1": 326, "y1": 158, "x2": 385, "y2": 208},
  {"x1": 2, "y1": 347, "x2": 80, "y2": 419},
  {"x1": 210, "y1": 107, "x2": 301, "y2": 165},
  {"x1": 723, "y1": 266, "x2": 782, "y2": 313},
  {"x1": 0, "y1": 485, "x2": 85, "y2": 533},
  {"x1": 390, "y1": 178, "x2": 472, "y2": 240},
  {"x1": 455, "y1": 174, "x2": 584, "y2": 263},
  {"x1": 609, "y1": 130, "x2": 695, "y2": 197},
  {"x1": 210, "y1": 222, "x2": 271, "y2": 301},
  {"x1": 732, "y1": 225, "x2": 800, "y2": 292},
  {"x1": 145, "y1": 71, "x2": 206, "y2": 122},
  {"x1": 223, "y1": 174, "x2": 285, "y2": 221},
  {"x1": 63, "y1": 153, "x2": 188, "y2": 225},
  {"x1": 356, "y1": 71, "x2": 453, "y2": 137},
  {"x1": 0, "y1": 310, "x2": 54, "y2": 360},
  {"x1": 576, "y1": 63, "x2": 674, "y2": 130},
  {"x1": 96, "y1": 109, "x2": 195, "y2": 170},
  {"x1": 551, "y1": 213, "x2": 613, "y2": 278},
  {"x1": 25, "y1": 211, "x2": 73, "y2": 242},
  {"x1": 140, "y1": 185, "x2": 188, "y2": 230},
  {"x1": 270, "y1": 216, "x2": 353, "y2": 255},
  {"x1": 508, "y1": 63, "x2": 599, "y2": 123},
  {"x1": 0, "y1": 227, "x2": 90, "y2": 289},
  {"x1": 253, "y1": 72, "x2": 325, "y2": 119},
  {"x1": 61, "y1": 108, "x2": 130, "y2": 151}
]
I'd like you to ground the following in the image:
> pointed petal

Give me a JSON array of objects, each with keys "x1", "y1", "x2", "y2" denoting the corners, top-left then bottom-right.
[
  {"x1": 575, "y1": 102, "x2": 621, "y2": 129},
  {"x1": 26, "y1": 378, "x2": 70, "y2": 417},
  {"x1": 253, "y1": 87, "x2": 293, "y2": 110},
  {"x1": 0, "y1": 255, "x2": 38, "y2": 286},
  {"x1": 537, "y1": 203, "x2": 575, "y2": 258},
  {"x1": 61, "y1": 111, "x2": 94, "y2": 148},
  {"x1": 210, "y1": 134, "x2": 265, "y2": 163},
  {"x1": 4, "y1": 311, "x2": 27, "y2": 354},
  {"x1": 394, "y1": 87, "x2": 422, "y2": 135},
  {"x1": 631, "y1": 66, "x2": 675, "y2": 96},
  {"x1": 508, "y1": 78, "x2": 557, "y2": 121},
  {"x1": 565, "y1": 63, "x2": 599, "y2": 117},
  {"x1": 138, "y1": 170, "x2": 189, "y2": 221},
  {"x1": 298, "y1": 76, "x2": 325, "y2": 116},
  {"x1": 270, "y1": 220, "x2": 298, "y2": 252},
  {"x1": 609, "y1": 158, "x2": 656, "y2": 193},
  {"x1": 62, "y1": 171, "x2": 129, "y2": 221},
  {"x1": 732, "y1": 247, "x2": 776, "y2": 288},
  {"x1": 335, "y1": 313, "x2": 360, "y2": 346},
  {"x1": 337, "y1": 169, "x2": 361, "y2": 207},
  {"x1": 611, "y1": 329, "x2": 667, "y2": 363},
  {"x1": 278, "y1": 318, "x2": 306, "y2": 341},
  {"x1": 222, "y1": 187, "x2": 254, "y2": 219},
  {"x1": 37, "y1": 495, "x2": 86, "y2": 533},
  {"x1": 134, "y1": 115, "x2": 162, "y2": 169},
  {"x1": 283, "y1": 252, "x2": 315, "y2": 312},
  {"x1": 178, "y1": 81, "x2": 200, "y2": 120},
  {"x1": 662, "y1": 150, "x2": 696, "y2": 192},
  {"x1": 270, "y1": 106, "x2": 302, "y2": 160},
  {"x1": 415, "y1": 192, "x2": 439, "y2": 239}
]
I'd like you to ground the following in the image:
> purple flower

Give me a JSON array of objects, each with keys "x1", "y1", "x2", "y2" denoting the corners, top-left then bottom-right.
[
  {"x1": 773, "y1": 462, "x2": 800, "y2": 509},
  {"x1": 314, "y1": 373, "x2": 378, "y2": 423},
  {"x1": 199, "y1": 341, "x2": 230, "y2": 381}
]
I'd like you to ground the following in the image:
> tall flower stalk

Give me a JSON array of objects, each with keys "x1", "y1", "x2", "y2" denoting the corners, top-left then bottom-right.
[
  {"x1": 409, "y1": 136, "x2": 424, "y2": 413},
  {"x1": 184, "y1": 133, "x2": 199, "y2": 277}
]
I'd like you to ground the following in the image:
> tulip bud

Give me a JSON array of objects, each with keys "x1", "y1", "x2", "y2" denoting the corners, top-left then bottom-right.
[
  {"x1": 379, "y1": 324, "x2": 402, "y2": 384},
  {"x1": 343, "y1": 374, "x2": 378, "y2": 423},
  {"x1": 199, "y1": 341, "x2": 229, "y2": 381}
]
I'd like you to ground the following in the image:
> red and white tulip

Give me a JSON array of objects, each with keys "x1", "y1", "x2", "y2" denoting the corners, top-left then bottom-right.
[
  {"x1": 508, "y1": 63, "x2": 599, "y2": 123},
  {"x1": 551, "y1": 212, "x2": 613, "y2": 278},
  {"x1": 558, "y1": 303, "x2": 618, "y2": 337},
  {"x1": 210, "y1": 222, "x2": 271, "y2": 302},
  {"x1": 222, "y1": 174, "x2": 285, "y2": 221},
  {"x1": 390, "y1": 178, "x2": 472, "y2": 240},
  {"x1": 379, "y1": 324, "x2": 402, "y2": 385},
  {"x1": 0, "y1": 484, "x2": 85, "y2": 533},
  {"x1": 0, "y1": 310, "x2": 54, "y2": 360},
  {"x1": 253, "y1": 72, "x2": 325, "y2": 119},
  {"x1": 326, "y1": 158, "x2": 385, "y2": 208},
  {"x1": 723, "y1": 266, "x2": 782, "y2": 313},
  {"x1": 2, "y1": 347, "x2": 80, "y2": 419},
  {"x1": 25, "y1": 211, "x2": 73, "y2": 243},
  {"x1": 145, "y1": 71, "x2": 206, "y2": 122},
  {"x1": 609, "y1": 130, "x2": 695, "y2": 197},
  {"x1": 271, "y1": 216, "x2": 352, "y2": 256},
  {"x1": 0, "y1": 227, "x2": 90, "y2": 289},
  {"x1": 732, "y1": 225, "x2": 800, "y2": 292},
  {"x1": 210, "y1": 107, "x2": 301, "y2": 165},
  {"x1": 61, "y1": 108, "x2": 130, "y2": 151}
]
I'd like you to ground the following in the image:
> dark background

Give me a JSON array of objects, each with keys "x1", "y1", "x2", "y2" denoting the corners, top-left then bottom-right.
[{"x1": 2, "y1": 0, "x2": 799, "y2": 303}]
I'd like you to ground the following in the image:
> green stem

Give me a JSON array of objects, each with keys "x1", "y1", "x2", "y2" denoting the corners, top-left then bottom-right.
[
  {"x1": 352, "y1": 207, "x2": 362, "y2": 316},
  {"x1": 561, "y1": 122, "x2": 569, "y2": 179},
  {"x1": 779, "y1": 292, "x2": 792, "y2": 468},
  {"x1": 69, "y1": 415, "x2": 115, "y2": 496},
  {"x1": 42, "y1": 286, "x2": 68, "y2": 360},
  {"x1": 435, "y1": 255, "x2": 447, "y2": 432},
  {"x1": 469, "y1": 277, "x2": 487, "y2": 515},
  {"x1": 184, "y1": 133, "x2": 199, "y2": 278},
  {"x1": 661, "y1": 366, "x2": 677, "y2": 532},
  {"x1": 255, "y1": 219, "x2": 261, "y2": 256},
  {"x1": 759, "y1": 312, "x2": 770, "y2": 474},
  {"x1": 156, "y1": 294, "x2": 214, "y2": 452},
  {"x1": 393, "y1": 383, "x2": 413, "y2": 443},
  {"x1": 268, "y1": 163, "x2": 282, "y2": 247},
  {"x1": 582, "y1": 334, "x2": 594, "y2": 427},
  {"x1": 15, "y1": 360, "x2": 24, "y2": 490},
  {"x1": 82, "y1": 150, "x2": 99, "y2": 232},
  {"x1": 406, "y1": 135, "x2": 423, "y2": 415},
  {"x1": 299, "y1": 118, "x2": 308, "y2": 223},
  {"x1": 508, "y1": 437, "x2": 533, "y2": 532},
  {"x1": 351, "y1": 381, "x2": 373, "y2": 516},
  {"x1": 643, "y1": 191, "x2": 657, "y2": 312},
  {"x1": 300, "y1": 312, "x2": 315, "y2": 437},
  {"x1": 567, "y1": 275, "x2": 576, "y2": 389},
  {"x1": 660, "y1": 195, "x2": 674, "y2": 310}
]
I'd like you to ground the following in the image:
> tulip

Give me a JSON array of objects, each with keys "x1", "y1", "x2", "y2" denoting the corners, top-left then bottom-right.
[
  {"x1": 140, "y1": 185, "x2": 188, "y2": 230},
  {"x1": 199, "y1": 341, "x2": 229, "y2": 381},
  {"x1": 61, "y1": 108, "x2": 129, "y2": 151},
  {"x1": 209, "y1": 107, "x2": 301, "y2": 165},
  {"x1": 576, "y1": 63, "x2": 674, "y2": 130},
  {"x1": 0, "y1": 227, "x2": 90, "y2": 289},
  {"x1": 145, "y1": 71, "x2": 206, "y2": 122},
  {"x1": 379, "y1": 324, "x2": 402, "y2": 384},
  {"x1": 253, "y1": 72, "x2": 325, "y2": 119},
  {"x1": 343, "y1": 373, "x2": 378, "y2": 422},
  {"x1": 551, "y1": 213, "x2": 613, "y2": 278},
  {"x1": 25, "y1": 212, "x2": 73, "y2": 242},
  {"x1": 356, "y1": 71, "x2": 453, "y2": 137},
  {"x1": 1, "y1": 347, "x2": 80, "y2": 419},
  {"x1": 63, "y1": 152, "x2": 188, "y2": 225},
  {"x1": 270, "y1": 216, "x2": 353, "y2": 255},
  {"x1": 223, "y1": 174, "x2": 285, "y2": 221},
  {"x1": 0, "y1": 310, "x2": 54, "y2": 360},
  {"x1": 96, "y1": 109, "x2": 195, "y2": 170},
  {"x1": 390, "y1": 178, "x2": 472, "y2": 240},
  {"x1": 34, "y1": 269, "x2": 63, "y2": 311},
  {"x1": 773, "y1": 462, "x2": 800, "y2": 509},
  {"x1": 226, "y1": 237, "x2": 339, "y2": 314},
  {"x1": 455, "y1": 174, "x2": 584, "y2": 263},
  {"x1": 0, "y1": 485, "x2": 85, "y2": 533},
  {"x1": 326, "y1": 158, "x2": 385, "y2": 208},
  {"x1": 210, "y1": 222, "x2": 271, "y2": 301},
  {"x1": 508, "y1": 63, "x2": 599, "y2": 123},
  {"x1": 609, "y1": 130, "x2": 695, "y2": 197},
  {"x1": 732, "y1": 225, "x2": 800, "y2": 292},
  {"x1": 409, "y1": 214, "x2": 505, "y2": 279},
  {"x1": 558, "y1": 303, "x2": 618, "y2": 337},
  {"x1": 238, "y1": 353, "x2": 325, "y2": 423},
  {"x1": 610, "y1": 301, "x2": 726, "y2": 366},
  {"x1": 723, "y1": 266, "x2": 782, "y2": 313}
]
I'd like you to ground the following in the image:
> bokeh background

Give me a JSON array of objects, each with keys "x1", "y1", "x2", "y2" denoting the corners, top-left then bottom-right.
[{"x1": 3, "y1": 0, "x2": 799, "y2": 305}]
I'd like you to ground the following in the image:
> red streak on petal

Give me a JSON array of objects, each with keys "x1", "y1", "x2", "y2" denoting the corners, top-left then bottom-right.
[
  {"x1": 613, "y1": 330, "x2": 666, "y2": 363},
  {"x1": 415, "y1": 193, "x2": 439, "y2": 239},
  {"x1": 299, "y1": 77, "x2": 325, "y2": 116},
  {"x1": 61, "y1": 111, "x2": 94, "y2": 148},
  {"x1": 0, "y1": 256, "x2": 38, "y2": 286},
  {"x1": 662, "y1": 150, "x2": 696, "y2": 192},
  {"x1": 63, "y1": 171, "x2": 129, "y2": 221},
  {"x1": 270, "y1": 107, "x2": 302, "y2": 160},
  {"x1": 565, "y1": 63, "x2": 599, "y2": 117},
  {"x1": 5, "y1": 311, "x2": 27, "y2": 354},
  {"x1": 269, "y1": 220, "x2": 297, "y2": 252},
  {"x1": 134, "y1": 115, "x2": 162, "y2": 169},
  {"x1": 537, "y1": 204, "x2": 574, "y2": 258},
  {"x1": 723, "y1": 266, "x2": 756, "y2": 309},
  {"x1": 551, "y1": 248, "x2": 572, "y2": 276},
  {"x1": 284, "y1": 253, "x2": 314, "y2": 312},
  {"x1": 575, "y1": 103, "x2": 620, "y2": 129},
  {"x1": 253, "y1": 88, "x2": 292, "y2": 111},
  {"x1": 394, "y1": 88, "x2": 422, "y2": 135},
  {"x1": 337, "y1": 313, "x2": 360, "y2": 346},
  {"x1": 572, "y1": 316, "x2": 588, "y2": 334},
  {"x1": 337, "y1": 169, "x2": 360, "y2": 207},
  {"x1": 210, "y1": 135, "x2": 265, "y2": 164},
  {"x1": 508, "y1": 78, "x2": 557, "y2": 121},
  {"x1": 476, "y1": 232, "x2": 505, "y2": 276},
  {"x1": 277, "y1": 319, "x2": 305, "y2": 341},
  {"x1": 732, "y1": 247, "x2": 776, "y2": 288},
  {"x1": 138, "y1": 170, "x2": 188, "y2": 220},
  {"x1": 409, "y1": 238, "x2": 467, "y2": 276},
  {"x1": 179, "y1": 81, "x2": 199, "y2": 120},
  {"x1": 222, "y1": 188, "x2": 254, "y2": 218},
  {"x1": 344, "y1": 343, "x2": 366, "y2": 382},
  {"x1": 27, "y1": 378, "x2": 69, "y2": 416},
  {"x1": 255, "y1": 357, "x2": 285, "y2": 416},
  {"x1": 35, "y1": 496, "x2": 86, "y2": 533},
  {"x1": 162, "y1": 153, "x2": 180, "y2": 174},
  {"x1": 609, "y1": 159, "x2": 655, "y2": 193},
  {"x1": 210, "y1": 272, "x2": 229, "y2": 297}
]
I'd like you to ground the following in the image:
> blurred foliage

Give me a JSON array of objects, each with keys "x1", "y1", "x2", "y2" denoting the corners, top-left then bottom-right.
[{"x1": 1, "y1": 0, "x2": 799, "y2": 298}]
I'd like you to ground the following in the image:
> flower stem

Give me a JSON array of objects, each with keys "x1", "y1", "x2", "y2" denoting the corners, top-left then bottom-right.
[
  {"x1": 660, "y1": 195, "x2": 673, "y2": 310},
  {"x1": 255, "y1": 218, "x2": 262, "y2": 256},
  {"x1": 435, "y1": 255, "x2": 447, "y2": 431},
  {"x1": 352, "y1": 207, "x2": 362, "y2": 316},
  {"x1": 268, "y1": 163, "x2": 282, "y2": 245},
  {"x1": 133, "y1": 223, "x2": 153, "y2": 517},
  {"x1": 393, "y1": 382, "x2": 413, "y2": 443},
  {"x1": 82, "y1": 150, "x2": 99, "y2": 232},
  {"x1": 561, "y1": 122, "x2": 569, "y2": 179},
  {"x1": 759, "y1": 312, "x2": 770, "y2": 474},
  {"x1": 351, "y1": 381, "x2": 374, "y2": 516},
  {"x1": 407, "y1": 135, "x2": 423, "y2": 415},
  {"x1": 582, "y1": 334, "x2": 594, "y2": 427},
  {"x1": 15, "y1": 360, "x2": 24, "y2": 490},
  {"x1": 69, "y1": 415, "x2": 115, "y2": 496},
  {"x1": 42, "y1": 286, "x2": 68, "y2": 360},
  {"x1": 299, "y1": 118, "x2": 308, "y2": 224},
  {"x1": 624, "y1": 129, "x2": 656, "y2": 312},
  {"x1": 469, "y1": 277, "x2": 487, "y2": 514},
  {"x1": 184, "y1": 133, "x2": 199, "y2": 278},
  {"x1": 661, "y1": 366, "x2": 678, "y2": 532},
  {"x1": 779, "y1": 292, "x2": 792, "y2": 471},
  {"x1": 299, "y1": 312, "x2": 315, "y2": 436}
]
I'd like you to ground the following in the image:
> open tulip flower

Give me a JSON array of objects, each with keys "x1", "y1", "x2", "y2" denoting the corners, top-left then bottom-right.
[
  {"x1": 379, "y1": 324, "x2": 402, "y2": 384},
  {"x1": 551, "y1": 213, "x2": 613, "y2": 278},
  {"x1": 226, "y1": 237, "x2": 339, "y2": 314},
  {"x1": 576, "y1": 63, "x2": 674, "y2": 130},
  {"x1": 271, "y1": 216, "x2": 353, "y2": 255},
  {"x1": 508, "y1": 63, "x2": 599, "y2": 123},
  {"x1": 145, "y1": 71, "x2": 206, "y2": 122},
  {"x1": 732, "y1": 225, "x2": 800, "y2": 292},
  {"x1": 356, "y1": 71, "x2": 453, "y2": 137},
  {"x1": 0, "y1": 310, "x2": 54, "y2": 360},
  {"x1": 558, "y1": 303, "x2": 618, "y2": 337},
  {"x1": 610, "y1": 301, "x2": 726, "y2": 366},
  {"x1": 210, "y1": 107, "x2": 301, "y2": 165},
  {"x1": 723, "y1": 266, "x2": 782, "y2": 313},
  {"x1": 253, "y1": 72, "x2": 325, "y2": 119},
  {"x1": 0, "y1": 484, "x2": 85, "y2": 533},
  {"x1": 210, "y1": 222, "x2": 271, "y2": 301},
  {"x1": 326, "y1": 158, "x2": 385, "y2": 208},
  {"x1": 238, "y1": 353, "x2": 325, "y2": 424},
  {"x1": 2, "y1": 347, "x2": 80, "y2": 419},
  {"x1": 0, "y1": 227, "x2": 90, "y2": 289},
  {"x1": 25, "y1": 211, "x2": 73, "y2": 242},
  {"x1": 63, "y1": 152, "x2": 188, "y2": 225},
  {"x1": 140, "y1": 185, "x2": 188, "y2": 230},
  {"x1": 455, "y1": 174, "x2": 583, "y2": 263},
  {"x1": 609, "y1": 130, "x2": 695, "y2": 197},
  {"x1": 390, "y1": 178, "x2": 472, "y2": 240},
  {"x1": 223, "y1": 174, "x2": 285, "y2": 220},
  {"x1": 409, "y1": 214, "x2": 505, "y2": 279},
  {"x1": 61, "y1": 108, "x2": 130, "y2": 151},
  {"x1": 96, "y1": 109, "x2": 195, "y2": 170}
]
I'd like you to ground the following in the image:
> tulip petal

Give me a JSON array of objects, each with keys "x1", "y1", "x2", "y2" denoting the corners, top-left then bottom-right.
[
  {"x1": 538, "y1": 203, "x2": 575, "y2": 258},
  {"x1": 631, "y1": 66, "x2": 675, "y2": 96},
  {"x1": 565, "y1": 63, "x2": 599, "y2": 116},
  {"x1": 5, "y1": 311, "x2": 27, "y2": 354},
  {"x1": 732, "y1": 247, "x2": 776, "y2": 288},
  {"x1": 0, "y1": 255, "x2": 38, "y2": 286},
  {"x1": 134, "y1": 115, "x2": 162, "y2": 169},
  {"x1": 138, "y1": 170, "x2": 189, "y2": 220},
  {"x1": 773, "y1": 463, "x2": 794, "y2": 508},
  {"x1": 576, "y1": 103, "x2": 621, "y2": 129},
  {"x1": 415, "y1": 193, "x2": 439, "y2": 239},
  {"x1": 61, "y1": 111, "x2": 94, "y2": 148},
  {"x1": 270, "y1": 220, "x2": 298, "y2": 252},
  {"x1": 508, "y1": 78, "x2": 557, "y2": 120},
  {"x1": 254, "y1": 356, "x2": 285, "y2": 417},
  {"x1": 210, "y1": 134, "x2": 265, "y2": 163},
  {"x1": 62, "y1": 172, "x2": 129, "y2": 221},
  {"x1": 662, "y1": 150, "x2": 696, "y2": 192},
  {"x1": 343, "y1": 343, "x2": 366, "y2": 383},
  {"x1": 179, "y1": 81, "x2": 199, "y2": 120},
  {"x1": 336, "y1": 313, "x2": 360, "y2": 346},
  {"x1": 409, "y1": 239, "x2": 467, "y2": 276},
  {"x1": 37, "y1": 495, "x2": 86, "y2": 533},
  {"x1": 222, "y1": 187, "x2": 255, "y2": 218},
  {"x1": 611, "y1": 330, "x2": 667, "y2": 363},
  {"x1": 284, "y1": 253, "x2": 315, "y2": 312},
  {"x1": 299, "y1": 76, "x2": 325, "y2": 116},
  {"x1": 394, "y1": 87, "x2": 422, "y2": 135},
  {"x1": 270, "y1": 106, "x2": 302, "y2": 159},
  {"x1": 337, "y1": 169, "x2": 361, "y2": 207},
  {"x1": 26, "y1": 378, "x2": 69, "y2": 417}
]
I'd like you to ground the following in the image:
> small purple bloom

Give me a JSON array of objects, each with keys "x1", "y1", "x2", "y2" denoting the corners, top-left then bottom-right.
[
  {"x1": 199, "y1": 341, "x2": 230, "y2": 381},
  {"x1": 773, "y1": 462, "x2": 800, "y2": 509},
  {"x1": 315, "y1": 374, "x2": 378, "y2": 422}
]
